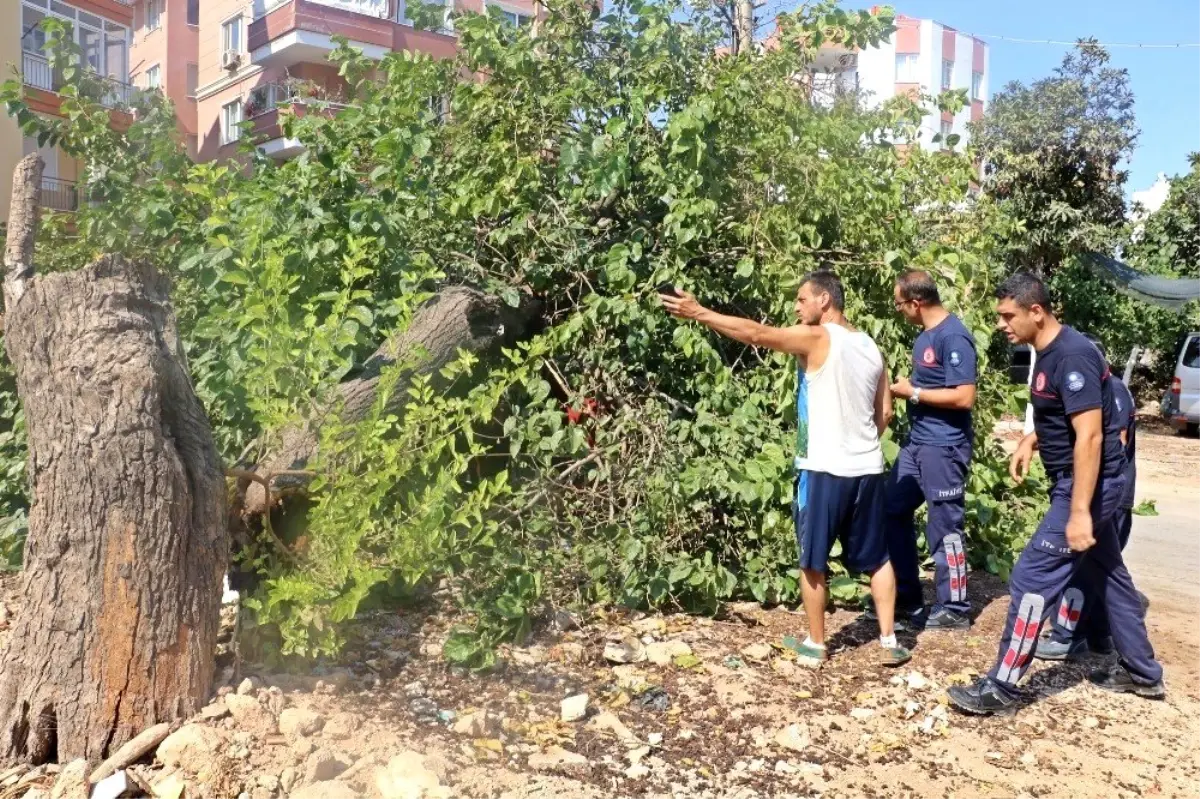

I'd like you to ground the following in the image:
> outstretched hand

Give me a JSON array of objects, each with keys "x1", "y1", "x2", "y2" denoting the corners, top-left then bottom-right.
[{"x1": 659, "y1": 287, "x2": 705, "y2": 320}]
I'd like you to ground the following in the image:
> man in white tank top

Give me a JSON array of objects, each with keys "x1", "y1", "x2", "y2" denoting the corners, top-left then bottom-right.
[{"x1": 661, "y1": 270, "x2": 912, "y2": 668}]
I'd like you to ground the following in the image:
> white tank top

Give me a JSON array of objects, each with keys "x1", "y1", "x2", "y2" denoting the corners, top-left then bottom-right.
[{"x1": 793, "y1": 323, "x2": 885, "y2": 477}]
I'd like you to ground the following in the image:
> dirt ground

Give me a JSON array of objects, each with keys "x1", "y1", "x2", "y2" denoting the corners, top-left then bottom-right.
[{"x1": 0, "y1": 424, "x2": 1197, "y2": 799}]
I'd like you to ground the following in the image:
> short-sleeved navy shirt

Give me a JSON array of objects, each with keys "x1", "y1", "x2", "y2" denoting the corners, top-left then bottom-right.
[
  {"x1": 1030, "y1": 326, "x2": 1125, "y2": 478},
  {"x1": 909, "y1": 314, "x2": 977, "y2": 445},
  {"x1": 1111, "y1": 376, "x2": 1137, "y2": 507}
]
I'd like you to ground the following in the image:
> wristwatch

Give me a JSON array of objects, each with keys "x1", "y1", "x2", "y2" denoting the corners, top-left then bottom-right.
[{"x1": 912, "y1": 387, "x2": 922, "y2": 404}]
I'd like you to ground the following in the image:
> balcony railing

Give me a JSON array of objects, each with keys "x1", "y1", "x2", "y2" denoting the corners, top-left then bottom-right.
[
  {"x1": 38, "y1": 177, "x2": 79, "y2": 213},
  {"x1": 22, "y1": 52, "x2": 136, "y2": 110},
  {"x1": 245, "y1": 82, "x2": 353, "y2": 118}
]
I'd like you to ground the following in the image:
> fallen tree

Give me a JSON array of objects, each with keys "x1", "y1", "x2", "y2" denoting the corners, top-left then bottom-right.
[
  {"x1": 241, "y1": 286, "x2": 538, "y2": 516},
  {"x1": 0, "y1": 155, "x2": 227, "y2": 763}
]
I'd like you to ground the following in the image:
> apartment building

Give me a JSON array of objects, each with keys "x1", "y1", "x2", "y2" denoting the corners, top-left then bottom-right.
[
  {"x1": 1, "y1": 0, "x2": 135, "y2": 224},
  {"x1": 806, "y1": 12, "x2": 989, "y2": 150},
  {"x1": 129, "y1": 0, "x2": 539, "y2": 164}
]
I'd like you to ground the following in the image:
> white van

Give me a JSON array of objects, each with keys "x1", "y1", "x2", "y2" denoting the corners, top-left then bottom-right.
[{"x1": 1163, "y1": 332, "x2": 1200, "y2": 436}]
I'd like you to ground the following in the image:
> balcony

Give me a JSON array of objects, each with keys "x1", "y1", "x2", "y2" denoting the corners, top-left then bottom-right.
[
  {"x1": 248, "y1": 0, "x2": 457, "y2": 69},
  {"x1": 246, "y1": 81, "x2": 354, "y2": 158},
  {"x1": 22, "y1": 52, "x2": 136, "y2": 110},
  {"x1": 38, "y1": 177, "x2": 79, "y2": 213},
  {"x1": 809, "y1": 71, "x2": 860, "y2": 109}
]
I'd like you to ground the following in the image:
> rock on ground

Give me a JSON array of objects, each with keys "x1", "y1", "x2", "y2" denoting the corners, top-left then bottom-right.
[
  {"x1": 280, "y1": 708, "x2": 326, "y2": 740},
  {"x1": 374, "y1": 752, "x2": 452, "y2": 799},
  {"x1": 157, "y1": 724, "x2": 226, "y2": 771},
  {"x1": 225, "y1": 693, "x2": 279, "y2": 736},
  {"x1": 528, "y1": 746, "x2": 590, "y2": 774},
  {"x1": 49, "y1": 760, "x2": 87, "y2": 799}
]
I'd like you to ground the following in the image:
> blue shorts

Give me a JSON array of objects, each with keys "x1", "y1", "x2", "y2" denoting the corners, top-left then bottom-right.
[{"x1": 794, "y1": 471, "x2": 888, "y2": 574}]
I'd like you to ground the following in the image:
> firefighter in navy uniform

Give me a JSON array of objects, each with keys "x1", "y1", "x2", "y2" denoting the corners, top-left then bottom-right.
[
  {"x1": 948, "y1": 273, "x2": 1164, "y2": 715},
  {"x1": 1036, "y1": 335, "x2": 1148, "y2": 661},
  {"x1": 881, "y1": 270, "x2": 978, "y2": 631}
]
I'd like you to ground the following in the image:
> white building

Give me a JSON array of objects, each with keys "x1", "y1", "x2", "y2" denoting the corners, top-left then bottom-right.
[{"x1": 804, "y1": 11, "x2": 990, "y2": 151}]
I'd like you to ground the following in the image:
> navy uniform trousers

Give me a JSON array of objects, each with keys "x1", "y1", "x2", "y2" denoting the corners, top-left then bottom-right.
[
  {"x1": 884, "y1": 440, "x2": 972, "y2": 614},
  {"x1": 1049, "y1": 502, "x2": 1136, "y2": 645},
  {"x1": 988, "y1": 473, "x2": 1162, "y2": 693}
]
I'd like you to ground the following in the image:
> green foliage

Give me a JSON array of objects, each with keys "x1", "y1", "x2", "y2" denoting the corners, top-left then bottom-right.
[
  {"x1": 972, "y1": 40, "x2": 1137, "y2": 274},
  {"x1": 2, "y1": 0, "x2": 1047, "y2": 662},
  {"x1": 1132, "y1": 499, "x2": 1158, "y2": 517},
  {"x1": 1128, "y1": 154, "x2": 1200, "y2": 280}
]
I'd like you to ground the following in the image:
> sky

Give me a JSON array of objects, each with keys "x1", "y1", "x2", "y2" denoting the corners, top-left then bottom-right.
[{"x1": 854, "y1": 0, "x2": 1200, "y2": 199}]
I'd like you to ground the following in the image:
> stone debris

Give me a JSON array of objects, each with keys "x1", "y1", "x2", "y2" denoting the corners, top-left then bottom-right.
[
  {"x1": 645, "y1": 640, "x2": 692, "y2": 666},
  {"x1": 279, "y1": 708, "x2": 325, "y2": 740},
  {"x1": 740, "y1": 643, "x2": 773, "y2": 662},
  {"x1": 587, "y1": 710, "x2": 640, "y2": 747},
  {"x1": 561, "y1": 694, "x2": 590, "y2": 722},
  {"x1": 773, "y1": 724, "x2": 811, "y2": 753},
  {"x1": 374, "y1": 752, "x2": 452, "y2": 799},
  {"x1": 604, "y1": 637, "x2": 647, "y2": 664},
  {"x1": 528, "y1": 746, "x2": 590, "y2": 774}
]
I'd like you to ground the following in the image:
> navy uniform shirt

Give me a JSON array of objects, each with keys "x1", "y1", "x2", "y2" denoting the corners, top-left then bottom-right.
[
  {"x1": 1111, "y1": 375, "x2": 1137, "y2": 508},
  {"x1": 909, "y1": 314, "x2": 977, "y2": 446},
  {"x1": 1030, "y1": 326, "x2": 1125, "y2": 479}
]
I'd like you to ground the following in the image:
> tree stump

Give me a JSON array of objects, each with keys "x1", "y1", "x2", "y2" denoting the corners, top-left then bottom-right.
[{"x1": 0, "y1": 154, "x2": 227, "y2": 764}]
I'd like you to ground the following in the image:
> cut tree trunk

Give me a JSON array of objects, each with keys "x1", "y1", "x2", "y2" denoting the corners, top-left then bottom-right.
[
  {"x1": 0, "y1": 154, "x2": 227, "y2": 765},
  {"x1": 241, "y1": 286, "x2": 538, "y2": 515}
]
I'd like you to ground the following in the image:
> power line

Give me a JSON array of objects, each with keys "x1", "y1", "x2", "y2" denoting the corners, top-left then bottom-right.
[{"x1": 972, "y1": 33, "x2": 1200, "y2": 49}]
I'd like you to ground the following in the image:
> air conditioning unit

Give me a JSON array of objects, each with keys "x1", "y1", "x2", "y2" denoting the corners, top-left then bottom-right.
[{"x1": 221, "y1": 50, "x2": 242, "y2": 71}]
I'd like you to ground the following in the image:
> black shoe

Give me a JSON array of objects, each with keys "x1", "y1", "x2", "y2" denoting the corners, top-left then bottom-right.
[
  {"x1": 1088, "y1": 663, "x2": 1165, "y2": 699},
  {"x1": 924, "y1": 606, "x2": 971, "y2": 631},
  {"x1": 1035, "y1": 636, "x2": 1091, "y2": 662},
  {"x1": 947, "y1": 677, "x2": 1019, "y2": 716},
  {"x1": 862, "y1": 602, "x2": 926, "y2": 631},
  {"x1": 1087, "y1": 636, "x2": 1115, "y2": 656}
]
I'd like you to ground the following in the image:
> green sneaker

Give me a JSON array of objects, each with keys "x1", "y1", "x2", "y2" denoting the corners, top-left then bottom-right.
[
  {"x1": 782, "y1": 635, "x2": 828, "y2": 669},
  {"x1": 879, "y1": 645, "x2": 912, "y2": 667}
]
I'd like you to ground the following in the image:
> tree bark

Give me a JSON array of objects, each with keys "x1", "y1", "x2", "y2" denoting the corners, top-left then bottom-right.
[
  {"x1": 0, "y1": 154, "x2": 227, "y2": 765},
  {"x1": 241, "y1": 286, "x2": 537, "y2": 515}
]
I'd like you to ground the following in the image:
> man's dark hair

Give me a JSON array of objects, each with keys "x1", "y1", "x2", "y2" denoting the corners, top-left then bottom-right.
[
  {"x1": 896, "y1": 270, "x2": 941, "y2": 305},
  {"x1": 800, "y1": 269, "x2": 845, "y2": 311},
  {"x1": 995, "y1": 271, "x2": 1053, "y2": 311}
]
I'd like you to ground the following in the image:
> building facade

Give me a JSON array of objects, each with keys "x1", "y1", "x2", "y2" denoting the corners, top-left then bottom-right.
[
  {"x1": 129, "y1": 0, "x2": 539, "y2": 164},
  {"x1": 806, "y1": 12, "x2": 989, "y2": 151},
  {"x1": 2, "y1": 0, "x2": 135, "y2": 224}
]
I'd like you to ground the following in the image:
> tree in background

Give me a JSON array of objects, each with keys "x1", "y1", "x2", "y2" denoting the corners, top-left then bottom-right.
[
  {"x1": 1127, "y1": 154, "x2": 1200, "y2": 280},
  {"x1": 972, "y1": 40, "x2": 1137, "y2": 275}
]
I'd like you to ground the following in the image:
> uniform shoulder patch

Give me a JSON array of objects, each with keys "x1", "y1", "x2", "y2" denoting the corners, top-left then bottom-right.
[
  {"x1": 1066, "y1": 371, "x2": 1085, "y2": 392},
  {"x1": 949, "y1": 351, "x2": 961, "y2": 367}
]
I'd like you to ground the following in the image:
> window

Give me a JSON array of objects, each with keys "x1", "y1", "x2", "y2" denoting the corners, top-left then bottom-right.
[
  {"x1": 221, "y1": 16, "x2": 243, "y2": 56},
  {"x1": 145, "y1": 0, "x2": 161, "y2": 31},
  {"x1": 186, "y1": 63, "x2": 199, "y2": 98},
  {"x1": 187, "y1": 0, "x2": 199, "y2": 26},
  {"x1": 221, "y1": 99, "x2": 243, "y2": 144},
  {"x1": 895, "y1": 53, "x2": 918, "y2": 83},
  {"x1": 105, "y1": 27, "x2": 127, "y2": 82},
  {"x1": 971, "y1": 71, "x2": 983, "y2": 101},
  {"x1": 941, "y1": 59, "x2": 953, "y2": 90},
  {"x1": 939, "y1": 119, "x2": 952, "y2": 148},
  {"x1": 144, "y1": 64, "x2": 160, "y2": 90},
  {"x1": 20, "y1": 0, "x2": 131, "y2": 86},
  {"x1": 499, "y1": 9, "x2": 533, "y2": 26},
  {"x1": 1182, "y1": 336, "x2": 1200, "y2": 369},
  {"x1": 22, "y1": 6, "x2": 49, "y2": 55}
]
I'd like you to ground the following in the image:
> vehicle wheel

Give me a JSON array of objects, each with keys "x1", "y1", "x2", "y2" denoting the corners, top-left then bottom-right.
[{"x1": 1188, "y1": 423, "x2": 1200, "y2": 438}]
